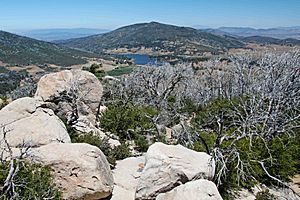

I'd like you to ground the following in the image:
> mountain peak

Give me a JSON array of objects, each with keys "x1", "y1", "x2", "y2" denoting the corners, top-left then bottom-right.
[
  {"x1": 149, "y1": 21, "x2": 160, "y2": 24},
  {"x1": 59, "y1": 22, "x2": 245, "y2": 54}
]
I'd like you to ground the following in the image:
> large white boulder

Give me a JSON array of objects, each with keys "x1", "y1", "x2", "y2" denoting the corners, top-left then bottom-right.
[
  {"x1": 35, "y1": 70, "x2": 103, "y2": 133},
  {"x1": 30, "y1": 143, "x2": 114, "y2": 200},
  {"x1": 135, "y1": 142, "x2": 215, "y2": 200},
  {"x1": 112, "y1": 156, "x2": 145, "y2": 200},
  {"x1": 156, "y1": 180, "x2": 223, "y2": 200},
  {"x1": 0, "y1": 97, "x2": 70, "y2": 147}
]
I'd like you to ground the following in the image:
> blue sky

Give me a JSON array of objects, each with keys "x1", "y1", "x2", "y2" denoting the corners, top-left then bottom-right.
[{"x1": 1, "y1": 0, "x2": 299, "y2": 31}]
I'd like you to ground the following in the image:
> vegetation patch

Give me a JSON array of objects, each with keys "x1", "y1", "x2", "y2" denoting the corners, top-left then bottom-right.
[
  {"x1": 0, "y1": 31, "x2": 98, "y2": 66},
  {"x1": 0, "y1": 67, "x2": 36, "y2": 99},
  {"x1": 100, "y1": 101, "x2": 158, "y2": 151},
  {"x1": 107, "y1": 66, "x2": 135, "y2": 77},
  {"x1": 100, "y1": 53, "x2": 300, "y2": 199},
  {"x1": 83, "y1": 63, "x2": 106, "y2": 79},
  {"x1": 70, "y1": 132, "x2": 131, "y2": 166},
  {"x1": 192, "y1": 98, "x2": 300, "y2": 198},
  {"x1": 0, "y1": 162, "x2": 61, "y2": 200}
]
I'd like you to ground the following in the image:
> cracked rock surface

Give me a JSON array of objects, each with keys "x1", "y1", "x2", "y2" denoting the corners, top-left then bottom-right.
[
  {"x1": 0, "y1": 97, "x2": 71, "y2": 147},
  {"x1": 29, "y1": 143, "x2": 114, "y2": 200},
  {"x1": 35, "y1": 70, "x2": 103, "y2": 133},
  {"x1": 135, "y1": 142, "x2": 215, "y2": 200}
]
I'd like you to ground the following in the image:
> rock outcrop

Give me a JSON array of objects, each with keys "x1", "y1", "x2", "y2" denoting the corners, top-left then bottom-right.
[
  {"x1": 156, "y1": 180, "x2": 222, "y2": 200},
  {"x1": 0, "y1": 97, "x2": 70, "y2": 147},
  {"x1": 135, "y1": 142, "x2": 215, "y2": 200},
  {"x1": 35, "y1": 70, "x2": 103, "y2": 133},
  {"x1": 30, "y1": 143, "x2": 114, "y2": 200},
  {"x1": 112, "y1": 156, "x2": 145, "y2": 200}
]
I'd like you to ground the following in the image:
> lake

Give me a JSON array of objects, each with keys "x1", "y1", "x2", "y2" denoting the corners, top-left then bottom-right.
[{"x1": 113, "y1": 54, "x2": 167, "y2": 65}]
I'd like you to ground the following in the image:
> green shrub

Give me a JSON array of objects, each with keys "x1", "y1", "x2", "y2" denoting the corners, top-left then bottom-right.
[
  {"x1": 107, "y1": 66, "x2": 134, "y2": 77},
  {"x1": 134, "y1": 135, "x2": 149, "y2": 152},
  {"x1": 70, "y1": 132, "x2": 131, "y2": 166},
  {"x1": 89, "y1": 63, "x2": 102, "y2": 73},
  {"x1": 255, "y1": 190, "x2": 275, "y2": 200},
  {"x1": 100, "y1": 102, "x2": 157, "y2": 152},
  {"x1": 94, "y1": 69, "x2": 106, "y2": 79},
  {"x1": 179, "y1": 97, "x2": 199, "y2": 115},
  {"x1": 191, "y1": 98, "x2": 300, "y2": 199},
  {"x1": 84, "y1": 63, "x2": 106, "y2": 79},
  {"x1": 167, "y1": 95, "x2": 176, "y2": 104},
  {"x1": 191, "y1": 131, "x2": 216, "y2": 154},
  {"x1": 100, "y1": 102, "x2": 157, "y2": 139},
  {"x1": 0, "y1": 96, "x2": 9, "y2": 110},
  {"x1": 0, "y1": 162, "x2": 61, "y2": 199},
  {"x1": 217, "y1": 135, "x2": 299, "y2": 197},
  {"x1": 109, "y1": 142, "x2": 132, "y2": 162}
]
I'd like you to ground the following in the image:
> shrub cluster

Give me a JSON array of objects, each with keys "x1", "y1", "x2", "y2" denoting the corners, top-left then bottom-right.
[
  {"x1": 100, "y1": 101, "x2": 158, "y2": 152},
  {"x1": 191, "y1": 98, "x2": 300, "y2": 198},
  {"x1": 0, "y1": 162, "x2": 61, "y2": 200},
  {"x1": 83, "y1": 63, "x2": 106, "y2": 79}
]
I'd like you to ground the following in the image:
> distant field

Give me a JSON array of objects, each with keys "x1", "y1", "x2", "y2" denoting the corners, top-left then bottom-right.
[{"x1": 107, "y1": 66, "x2": 135, "y2": 76}]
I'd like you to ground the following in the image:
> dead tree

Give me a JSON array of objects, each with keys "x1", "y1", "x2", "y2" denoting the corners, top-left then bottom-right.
[
  {"x1": 184, "y1": 52, "x2": 300, "y2": 193},
  {"x1": 102, "y1": 63, "x2": 195, "y2": 136},
  {"x1": 0, "y1": 127, "x2": 31, "y2": 199}
]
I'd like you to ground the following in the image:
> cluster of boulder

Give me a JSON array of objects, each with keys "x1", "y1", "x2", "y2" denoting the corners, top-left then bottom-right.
[
  {"x1": 112, "y1": 142, "x2": 221, "y2": 200},
  {"x1": 0, "y1": 69, "x2": 223, "y2": 200},
  {"x1": 0, "y1": 70, "x2": 115, "y2": 199}
]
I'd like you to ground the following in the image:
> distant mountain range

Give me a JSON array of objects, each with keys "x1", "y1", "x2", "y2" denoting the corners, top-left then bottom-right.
[
  {"x1": 57, "y1": 22, "x2": 245, "y2": 54},
  {"x1": 15, "y1": 28, "x2": 109, "y2": 42},
  {"x1": 204, "y1": 26, "x2": 300, "y2": 39},
  {"x1": 1, "y1": 22, "x2": 300, "y2": 67},
  {"x1": 240, "y1": 36, "x2": 300, "y2": 46},
  {"x1": 0, "y1": 30, "x2": 97, "y2": 66}
]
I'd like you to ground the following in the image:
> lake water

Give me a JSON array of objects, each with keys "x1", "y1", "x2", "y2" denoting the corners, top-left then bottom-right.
[{"x1": 113, "y1": 54, "x2": 167, "y2": 65}]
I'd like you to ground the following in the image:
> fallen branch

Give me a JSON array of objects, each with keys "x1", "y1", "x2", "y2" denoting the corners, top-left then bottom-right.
[{"x1": 257, "y1": 161, "x2": 300, "y2": 198}]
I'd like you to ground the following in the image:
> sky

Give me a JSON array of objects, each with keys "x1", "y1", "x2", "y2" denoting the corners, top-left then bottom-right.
[{"x1": 0, "y1": 0, "x2": 299, "y2": 31}]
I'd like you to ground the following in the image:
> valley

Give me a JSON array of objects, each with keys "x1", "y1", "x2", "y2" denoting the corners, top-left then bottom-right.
[{"x1": 1, "y1": 22, "x2": 300, "y2": 101}]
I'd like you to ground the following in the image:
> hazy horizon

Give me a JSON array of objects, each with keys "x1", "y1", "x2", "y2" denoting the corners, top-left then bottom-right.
[
  {"x1": 1, "y1": 0, "x2": 300, "y2": 32},
  {"x1": 6, "y1": 24, "x2": 300, "y2": 33}
]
